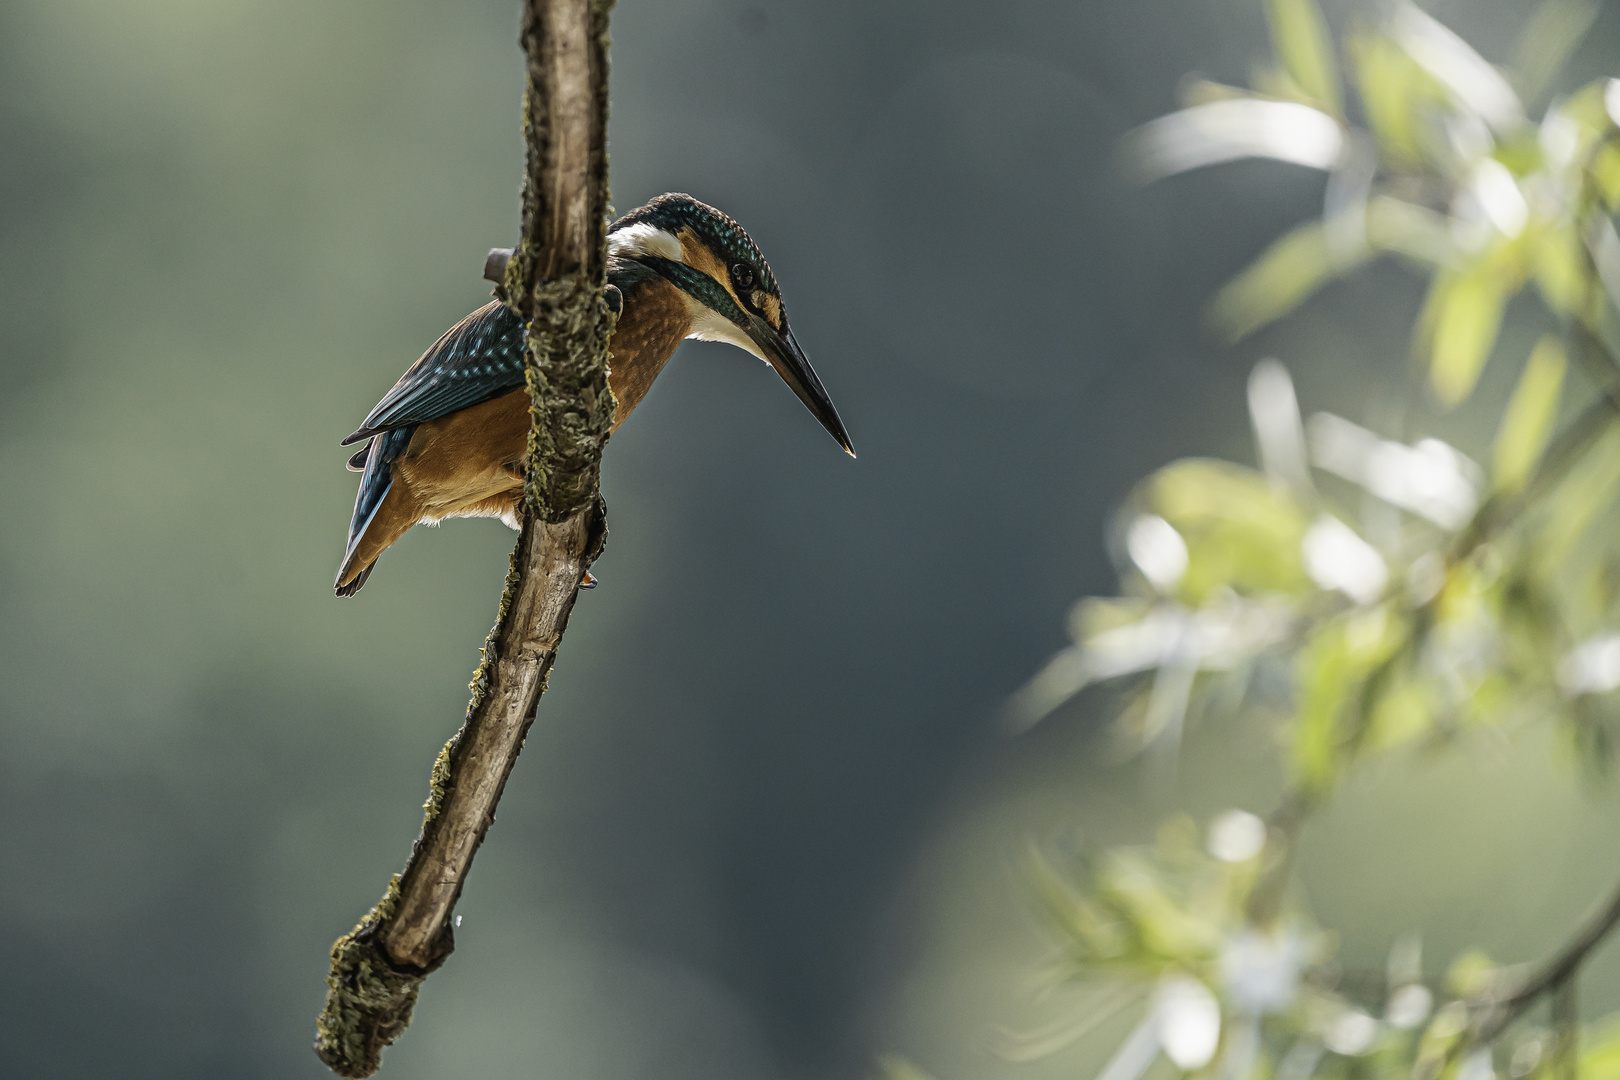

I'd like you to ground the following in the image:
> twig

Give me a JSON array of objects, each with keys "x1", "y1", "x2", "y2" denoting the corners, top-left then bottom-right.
[
  {"x1": 1251, "y1": 321, "x2": 1620, "y2": 928},
  {"x1": 1454, "y1": 318, "x2": 1620, "y2": 559},
  {"x1": 1245, "y1": 788, "x2": 1311, "y2": 927},
  {"x1": 1337, "y1": 337, "x2": 1620, "y2": 765},
  {"x1": 312, "y1": 1, "x2": 615, "y2": 1075},
  {"x1": 1415, "y1": 874, "x2": 1620, "y2": 1079},
  {"x1": 1468, "y1": 876, "x2": 1620, "y2": 1048}
]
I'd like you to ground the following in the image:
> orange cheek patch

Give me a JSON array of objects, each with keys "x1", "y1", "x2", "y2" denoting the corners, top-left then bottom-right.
[
  {"x1": 762, "y1": 294, "x2": 782, "y2": 331},
  {"x1": 677, "y1": 227, "x2": 735, "y2": 300}
]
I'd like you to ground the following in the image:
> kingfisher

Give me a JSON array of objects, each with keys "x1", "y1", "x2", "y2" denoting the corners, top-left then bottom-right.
[{"x1": 334, "y1": 193, "x2": 854, "y2": 596}]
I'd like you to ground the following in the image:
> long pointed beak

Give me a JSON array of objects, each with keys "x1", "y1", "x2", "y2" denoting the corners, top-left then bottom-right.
[{"x1": 745, "y1": 315, "x2": 856, "y2": 457}]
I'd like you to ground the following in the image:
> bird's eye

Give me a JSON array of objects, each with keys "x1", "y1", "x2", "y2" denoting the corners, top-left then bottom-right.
[{"x1": 731, "y1": 262, "x2": 756, "y2": 292}]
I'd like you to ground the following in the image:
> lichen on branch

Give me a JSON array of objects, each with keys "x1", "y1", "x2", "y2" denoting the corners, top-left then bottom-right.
[
  {"x1": 512, "y1": 269, "x2": 617, "y2": 522},
  {"x1": 311, "y1": 1, "x2": 614, "y2": 1076}
]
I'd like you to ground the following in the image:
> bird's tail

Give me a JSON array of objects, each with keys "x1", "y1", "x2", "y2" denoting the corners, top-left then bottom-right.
[{"x1": 334, "y1": 426, "x2": 415, "y2": 596}]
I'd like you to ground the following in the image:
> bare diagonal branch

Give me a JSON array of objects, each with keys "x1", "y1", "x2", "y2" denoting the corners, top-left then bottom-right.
[{"x1": 313, "y1": 2, "x2": 614, "y2": 1075}]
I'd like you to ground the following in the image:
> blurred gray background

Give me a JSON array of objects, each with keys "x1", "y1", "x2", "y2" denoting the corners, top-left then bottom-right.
[{"x1": 4, "y1": 1, "x2": 1620, "y2": 1078}]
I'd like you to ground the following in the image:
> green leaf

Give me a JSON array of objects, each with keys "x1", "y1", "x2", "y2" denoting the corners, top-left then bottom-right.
[
  {"x1": 1540, "y1": 424, "x2": 1620, "y2": 569},
  {"x1": 1533, "y1": 223, "x2": 1589, "y2": 315},
  {"x1": 1365, "y1": 196, "x2": 1453, "y2": 266},
  {"x1": 1364, "y1": 671, "x2": 1432, "y2": 752},
  {"x1": 1427, "y1": 265, "x2": 1508, "y2": 408},
  {"x1": 1445, "y1": 949, "x2": 1497, "y2": 997},
  {"x1": 1581, "y1": 1014, "x2": 1620, "y2": 1080},
  {"x1": 1493, "y1": 134, "x2": 1545, "y2": 177},
  {"x1": 1295, "y1": 620, "x2": 1355, "y2": 791},
  {"x1": 1492, "y1": 336, "x2": 1567, "y2": 493},
  {"x1": 1593, "y1": 141, "x2": 1620, "y2": 211},
  {"x1": 1028, "y1": 848, "x2": 1129, "y2": 962},
  {"x1": 1068, "y1": 596, "x2": 1156, "y2": 642},
  {"x1": 1514, "y1": 0, "x2": 1601, "y2": 105},
  {"x1": 1263, "y1": 0, "x2": 1342, "y2": 116},
  {"x1": 1561, "y1": 80, "x2": 1616, "y2": 129},
  {"x1": 1099, "y1": 851, "x2": 1220, "y2": 961},
  {"x1": 1211, "y1": 221, "x2": 1368, "y2": 340},
  {"x1": 1348, "y1": 31, "x2": 1442, "y2": 168},
  {"x1": 1294, "y1": 609, "x2": 1403, "y2": 790},
  {"x1": 1145, "y1": 460, "x2": 1310, "y2": 602}
]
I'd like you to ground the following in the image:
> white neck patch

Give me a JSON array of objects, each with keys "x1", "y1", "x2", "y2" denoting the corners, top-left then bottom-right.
[
  {"x1": 607, "y1": 222, "x2": 685, "y2": 263},
  {"x1": 685, "y1": 296, "x2": 768, "y2": 364}
]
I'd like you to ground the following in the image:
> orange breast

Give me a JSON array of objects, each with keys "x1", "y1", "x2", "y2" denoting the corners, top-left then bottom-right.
[
  {"x1": 606, "y1": 275, "x2": 690, "y2": 425},
  {"x1": 397, "y1": 387, "x2": 530, "y2": 520}
]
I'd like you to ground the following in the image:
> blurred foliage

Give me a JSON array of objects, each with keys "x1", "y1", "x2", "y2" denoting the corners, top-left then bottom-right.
[{"x1": 1000, "y1": 4, "x2": 1620, "y2": 1080}]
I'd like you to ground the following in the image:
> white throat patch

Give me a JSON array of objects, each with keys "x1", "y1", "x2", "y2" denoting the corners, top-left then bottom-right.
[
  {"x1": 685, "y1": 297, "x2": 768, "y2": 364},
  {"x1": 607, "y1": 222, "x2": 685, "y2": 263}
]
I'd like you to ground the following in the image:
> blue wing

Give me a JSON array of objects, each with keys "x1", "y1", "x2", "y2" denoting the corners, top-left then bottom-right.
[
  {"x1": 335, "y1": 426, "x2": 416, "y2": 596},
  {"x1": 341, "y1": 301, "x2": 527, "y2": 446},
  {"x1": 342, "y1": 266, "x2": 648, "y2": 447}
]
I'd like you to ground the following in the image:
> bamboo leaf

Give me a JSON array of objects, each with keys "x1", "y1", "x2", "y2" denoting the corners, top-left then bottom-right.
[
  {"x1": 1146, "y1": 459, "x2": 1310, "y2": 602},
  {"x1": 1392, "y1": 4, "x2": 1523, "y2": 132},
  {"x1": 1541, "y1": 424, "x2": 1620, "y2": 568},
  {"x1": 1493, "y1": 336, "x2": 1567, "y2": 494},
  {"x1": 1515, "y1": 0, "x2": 1601, "y2": 105},
  {"x1": 1427, "y1": 266, "x2": 1507, "y2": 407},
  {"x1": 1211, "y1": 220, "x2": 1368, "y2": 340},
  {"x1": 1264, "y1": 0, "x2": 1342, "y2": 116},
  {"x1": 1294, "y1": 621, "x2": 1352, "y2": 792},
  {"x1": 1124, "y1": 98, "x2": 1343, "y2": 181},
  {"x1": 1348, "y1": 31, "x2": 1439, "y2": 168},
  {"x1": 1593, "y1": 142, "x2": 1620, "y2": 211},
  {"x1": 1365, "y1": 195, "x2": 1453, "y2": 266},
  {"x1": 1364, "y1": 672, "x2": 1432, "y2": 753},
  {"x1": 1295, "y1": 609, "x2": 1404, "y2": 790},
  {"x1": 1561, "y1": 78, "x2": 1616, "y2": 130},
  {"x1": 1533, "y1": 223, "x2": 1589, "y2": 315},
  {"x1": 1028, "y1": 847, "x2": 1127, "y2": 961}
]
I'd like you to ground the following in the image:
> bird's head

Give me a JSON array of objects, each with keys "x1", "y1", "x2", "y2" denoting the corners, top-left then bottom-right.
[{"x1": 607, "y1": 193, "x2": 854, "y2": 456}]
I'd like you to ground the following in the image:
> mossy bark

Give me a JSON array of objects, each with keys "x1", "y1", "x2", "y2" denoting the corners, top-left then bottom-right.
[
  {"x1": 313, "y1": 1, "x2": 614, "y2": 1075},
  {"x1": 509, "y1": 0, "x2": 617, "y2": 520},
  {"x1": 515, "y1": 273, "x2": 617, "y2": 521},
  {"x1": 314, "y1": 876, "x2": 440, "y2": 1079}
]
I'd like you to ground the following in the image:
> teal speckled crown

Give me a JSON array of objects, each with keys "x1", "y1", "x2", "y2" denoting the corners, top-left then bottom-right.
[{"x1": 610, "y1": 193, "x2": 780, "y2": 298}]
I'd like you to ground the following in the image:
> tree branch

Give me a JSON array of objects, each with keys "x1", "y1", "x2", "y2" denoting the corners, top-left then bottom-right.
[
  {"x1": 1336, "y1": 339, "x2": 1620, "y2": 766},
  {"x1": 312, "y1": 2, "x2": 615, "y2": 1075},
  {"x1": 1249, "y1": 326, "x2": 1620, "y2": 929},
  {"x1": 1468, "y1": 875, "x2": 1620, "y2": 1048}
]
